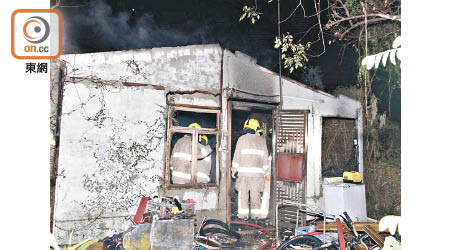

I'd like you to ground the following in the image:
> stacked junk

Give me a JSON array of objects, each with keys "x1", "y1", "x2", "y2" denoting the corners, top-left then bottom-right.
[{"x1": 50, "y1": 194, "x2": 400, "y2": 250}]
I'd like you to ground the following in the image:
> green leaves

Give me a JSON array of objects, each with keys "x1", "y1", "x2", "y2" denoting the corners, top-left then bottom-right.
[
  {"x1": 274, "y1": 33, "x2": 311, "y2": 73},
  {"x1": 239, "y1": 5, "x2": 262, "y2": 24}
]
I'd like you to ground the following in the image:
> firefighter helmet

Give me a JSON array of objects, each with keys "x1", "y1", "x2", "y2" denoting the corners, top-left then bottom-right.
[
  {"x1": 243, "y1": 118, "x2": 261, "y2": 132},
  {"x1": 256, "y1": 128, "x2": 263, "y2": 136},
  {"x1": 188, "y1": 123, "x2": 202, "y2": 128},
  {"x1": 199, "y1": 135, "x2": 208, "y2": 145},
  {"x1": 188, "y1": 123, "x2": 208, "y2": 145}
]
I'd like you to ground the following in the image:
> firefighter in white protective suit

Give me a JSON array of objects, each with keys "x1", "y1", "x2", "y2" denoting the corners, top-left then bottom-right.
[
  {"x1": 232, "y1": 118, "x2": 270, "y2": 219},
  {"x1": 171, "y1": 123, "x2": 212, "y2": 184}
]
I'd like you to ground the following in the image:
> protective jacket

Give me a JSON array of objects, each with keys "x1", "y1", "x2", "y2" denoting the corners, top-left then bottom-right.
[
  {"x1": 170, "y1": 135, "x2": 212, "y2": 184},
  {"x1": 197, "y1": 143, "x2": 212, "y2": 183},
  {"x1": 232, "y1": 133, "x2": 270, "y2": 178},
  {"x1": 170, "y1": 135, "x2": 193, "y2": 184}
]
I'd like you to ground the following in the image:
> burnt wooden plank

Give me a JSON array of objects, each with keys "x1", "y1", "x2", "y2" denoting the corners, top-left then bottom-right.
[{"x1": 363, "y1": 225, "x2": 385, "y2": 246}]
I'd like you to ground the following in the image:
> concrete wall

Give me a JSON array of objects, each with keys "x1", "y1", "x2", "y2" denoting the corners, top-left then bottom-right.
[
  {"x1": 223, "y1": 49, "x2": 280, "y2": 103},
  {"x1": 54, "y1": 80, "x2": 166, "y2": 242},
  {"x1": 54, "y1": 45, "x2": 224, "y2": 242},
  {"x1": 168, "y1": 93, "x2": 220, "y2": 108},
  {"x1": 60, "y1": 44, "x2": 222, "y2": 93}
]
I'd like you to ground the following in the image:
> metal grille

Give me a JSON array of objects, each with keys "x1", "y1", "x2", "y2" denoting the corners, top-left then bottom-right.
[
  {"x1": 275, "y1": 110, "x2": 306, "y2": 154},
  {"x1": 276, "y1": 180, "x2": 305, "y2": 226},
  {"x1": 274, "y1": 109, "x2": 308, "y2": 227}
]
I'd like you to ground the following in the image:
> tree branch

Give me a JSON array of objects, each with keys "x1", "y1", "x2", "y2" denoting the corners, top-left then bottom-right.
[
  {"x1": 340, "y1": 17, "x2": 387, "y2": 39},
  {"x1": 326, "y1": 13, "x2": 400, "y2": 29},
  {"x1": 375, "y1": 13, "x2": 401, "y2": 21},
  {"x1": 336, "y1": 0, "x2": 353, "y2": 25}
]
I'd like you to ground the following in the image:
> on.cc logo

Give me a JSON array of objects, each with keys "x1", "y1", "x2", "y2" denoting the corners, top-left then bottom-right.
[{"x1": 23, "y1": 16, "x2": 50, "y2": 44}]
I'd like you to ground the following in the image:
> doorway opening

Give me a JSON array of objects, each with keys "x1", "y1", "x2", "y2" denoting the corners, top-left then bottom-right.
[{"x1": 228, "y1": 100, "x2": 277, "y2": 222}]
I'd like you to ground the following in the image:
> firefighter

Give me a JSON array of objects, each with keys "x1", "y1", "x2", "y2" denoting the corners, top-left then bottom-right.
[
  {"x1": 170, "y1": 123, "x2": 212, "y2": 184},
  {"x1": 197, "y1": 133, "x2": 213, "y2": 184},
  {"x1": 232, "y1": 118, "x2": 270, "y2": 219}
]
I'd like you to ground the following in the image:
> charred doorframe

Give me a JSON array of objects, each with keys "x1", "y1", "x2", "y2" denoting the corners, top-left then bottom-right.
[
  {"x1": 165, "y1": 105, "x2": 221, "y2": 189},
  {"x1": 50, "y1": 61, "x2": 66, "y2": 233},
  {"x1": 225, "y1": 100, "x2": 277, "y2": 224}
]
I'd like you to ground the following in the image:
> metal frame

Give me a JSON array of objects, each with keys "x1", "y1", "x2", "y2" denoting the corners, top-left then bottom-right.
[
  {"x1": 275, "y1": 201, "x2": 333, "y2": 246},
  {"x1": 165, "y1": 106, "x2": 221, "y2": 189},
  {"x1": 273, "y1": 109, "x2": 309, "y2": 227}
]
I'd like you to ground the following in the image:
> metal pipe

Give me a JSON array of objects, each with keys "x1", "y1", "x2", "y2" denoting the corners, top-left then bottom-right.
[
  {"x1": 278, "y1": 0, "x2": 283, "y2": 106},
  {"x1": 275, "y1": 202, "x2": 280, "y2": 246}
]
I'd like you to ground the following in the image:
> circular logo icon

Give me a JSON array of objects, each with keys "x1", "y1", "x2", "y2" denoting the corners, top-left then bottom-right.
[{"x1": 23, "y1": 16, "x2": 50, "y2": 44}]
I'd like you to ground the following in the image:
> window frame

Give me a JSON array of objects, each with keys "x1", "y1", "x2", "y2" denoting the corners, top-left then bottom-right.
[{"x1": 165, "y1": 105, "x2": 221, "y2": 189}]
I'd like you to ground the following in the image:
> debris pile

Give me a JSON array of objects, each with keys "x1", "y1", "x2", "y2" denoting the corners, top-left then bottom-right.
[{"x1": 52, "y1": 196, "x2": 400, "y2": 250}]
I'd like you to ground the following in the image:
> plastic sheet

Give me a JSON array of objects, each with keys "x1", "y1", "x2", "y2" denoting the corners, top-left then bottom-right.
[
  {"x1": 123, "y1": 223, "x2": 152, "y2": 250},
  {"x1": 150, "y1": 219, "x2": 194, "y2": 250}
]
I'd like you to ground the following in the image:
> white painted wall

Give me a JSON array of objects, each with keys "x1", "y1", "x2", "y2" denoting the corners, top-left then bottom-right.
[
  {"x1": 60, "y1": 44, "x2": 222, "y2": 93},
  {"x1": 54, "y1": 81, "x2": 166, "y2": 242},
  {"x1": 169, "y1": 93, "x2": 220, "y2": 107},
  {"x1": 223, "y1": 49, "x2": 280, "y2": 103},
  {"x1": 54, "y1": 45, "x2": 225, "y2": 243}
]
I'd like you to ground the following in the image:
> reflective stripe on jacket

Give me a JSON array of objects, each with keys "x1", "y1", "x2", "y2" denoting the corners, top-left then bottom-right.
[
  {"x1": 171, "y1": 135, "x2": 212, "y2": 183},
  {"x1": 232, "y1": 133, "x2": 270, "y2": 177},
  {"x1": 170, "y1": 136, "x2": 193, "y2": 181},
  {"x1": 197, "y1": 143, "x2": 212, "y2": 183}
]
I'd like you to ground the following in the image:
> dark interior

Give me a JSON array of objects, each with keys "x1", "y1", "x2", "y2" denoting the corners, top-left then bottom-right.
[{"x1": 230, "y1": 101, "x2": 275, "y2": 220}]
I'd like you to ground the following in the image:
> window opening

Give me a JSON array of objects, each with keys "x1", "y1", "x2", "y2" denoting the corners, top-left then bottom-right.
[
  {"x1": 166, "y1": 106, "x2": 220, "y2": 188},
  {"x1": 321, "y1": 118, "x2": 358, "y2": 178}
]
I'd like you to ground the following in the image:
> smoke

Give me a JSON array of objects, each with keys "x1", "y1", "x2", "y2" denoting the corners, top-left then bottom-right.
[
  {"x1": 63, "y1": 0, "x2": 207, "y2": 52},
  {"x1": 61, "y1": 0, "x2": 278, "y2": 68}
]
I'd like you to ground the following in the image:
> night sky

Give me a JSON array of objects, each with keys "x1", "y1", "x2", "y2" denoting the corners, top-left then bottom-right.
[{"x1": 53, "y1": 0, "x2": 400, "y2": 121}]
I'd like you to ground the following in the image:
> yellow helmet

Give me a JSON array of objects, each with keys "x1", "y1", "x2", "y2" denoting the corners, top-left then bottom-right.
[
  {"x1": 188, "y1": 123, "x2": 202, "y2": 128},
  {"x1": 243, "y1": 118, "x2": 260, "y2": 132},
  {"x1": 188, "y1": 123, "x2": 208, "y2": 144},
  {"x1": 199, "y1": 135, "x2": 208, "y2": 145},
  {"x1": 256, "y1": 128, "x2": 263, "y2": 136}
]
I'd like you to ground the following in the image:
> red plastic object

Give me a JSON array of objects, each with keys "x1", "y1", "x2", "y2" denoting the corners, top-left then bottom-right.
[
  {"x1": 133, "y1": 196, "x2": 152, "y2": 224},
  {"x1": 336, "y1": 218, "x2": 346, "y2": 250},
  {"x1": 277, "y1": 154, "x2": 304, "y2": 181},
  {"x1": 305, "y1": 231, "x2": 323, "y2": 236},
  {"x1": 184, "y1": 199, "x2": 195, "y2": 204}
]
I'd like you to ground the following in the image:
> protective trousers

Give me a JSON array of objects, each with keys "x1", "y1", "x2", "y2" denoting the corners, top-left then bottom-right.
[{"x1": 235, "y1": 176, "x2": 265, "y2": 219}]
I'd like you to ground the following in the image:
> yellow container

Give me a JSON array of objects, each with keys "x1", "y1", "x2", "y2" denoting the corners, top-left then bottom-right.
[{"x1": 343, "y1": 171, "x2": 362, "y2": 183}]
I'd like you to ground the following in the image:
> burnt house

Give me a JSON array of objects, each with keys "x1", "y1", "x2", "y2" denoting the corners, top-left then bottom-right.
[{"x1": 51, "y1": 44, "x2": 366, "y2": 242}]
